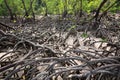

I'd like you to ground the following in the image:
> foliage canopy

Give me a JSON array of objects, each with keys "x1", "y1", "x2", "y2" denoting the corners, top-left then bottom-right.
[{"x1": 0, "y1": 0, "x2": 119, "y2": 16}]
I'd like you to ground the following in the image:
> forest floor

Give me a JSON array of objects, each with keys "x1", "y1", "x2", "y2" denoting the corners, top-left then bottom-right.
[{"x1": 0, "y1": 13, "x2": 120, "y2": 80}]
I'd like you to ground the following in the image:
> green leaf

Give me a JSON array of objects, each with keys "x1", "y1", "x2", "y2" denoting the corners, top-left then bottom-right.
[
  {"x1": 81, "y1": 32, "x2": 88, "y2": 38},
  {"x1": 68, "y1": 25, "x2": 76, "y2": 31},
  {"x1": 101, "y1": 38, "x2": 107, "y2": 42}
]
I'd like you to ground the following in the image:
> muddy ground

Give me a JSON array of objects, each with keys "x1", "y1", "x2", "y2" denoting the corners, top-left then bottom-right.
[{"x1": 0, "y1": 14, "x2": 120, "y2": 80}]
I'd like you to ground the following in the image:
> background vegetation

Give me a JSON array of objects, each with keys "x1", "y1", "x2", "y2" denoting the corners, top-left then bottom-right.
[{"x1": 0, "y1": 0, "x2": 120, "y2": 17}]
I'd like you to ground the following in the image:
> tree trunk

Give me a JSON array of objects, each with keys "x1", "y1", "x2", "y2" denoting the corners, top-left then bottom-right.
[
  {"x1": 99, "y1": 1, "x2": 117, "y2": 20},
  {"x1": 62, "y1": 0, "x2": 68, "y2": 18},
  {"x1": 4, "y1": 0, "x2": 14, "y2": 20},
  {"x1": 45, "y1": 4, "x2": 48, "y2": 16},
  {"x1": 79, "y1": 0, "x2": 83, "y2": 17},
  {"x1": 94, "y1": 0, "x2": 108, "y2": 21},
  {"x1": 29, "y1": 0, "x2": 35, "y2": 20},
  {"x1": 21, "y1": 0, "x2": 29, "y2": 17}
]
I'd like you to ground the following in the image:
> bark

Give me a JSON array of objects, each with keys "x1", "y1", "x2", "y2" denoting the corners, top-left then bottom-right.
[
  {"x1": 79, "y1": 0, "x2": 83, "y2": 17},
  {"x1": 99, "y1": 1, "x2": 117, "y2": 20},
  {"x1": 4, "y1": 0, "x2": 14, "y2": 20},
  {"x1": 94, "y1": 0, "x2": 108, "y2": 21},
  {"x1": 45, "y1": 4, "x2": 48, "y2": 16},
  {"x1": 21, "y1": 0, "x2": 29, "y2": 17},
  {"x1": 62, "y1": 0, "x2": 68, "y2": 18},
  {"x1": 29, "y1": 0, "x2": 35, "y2": 20}
]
